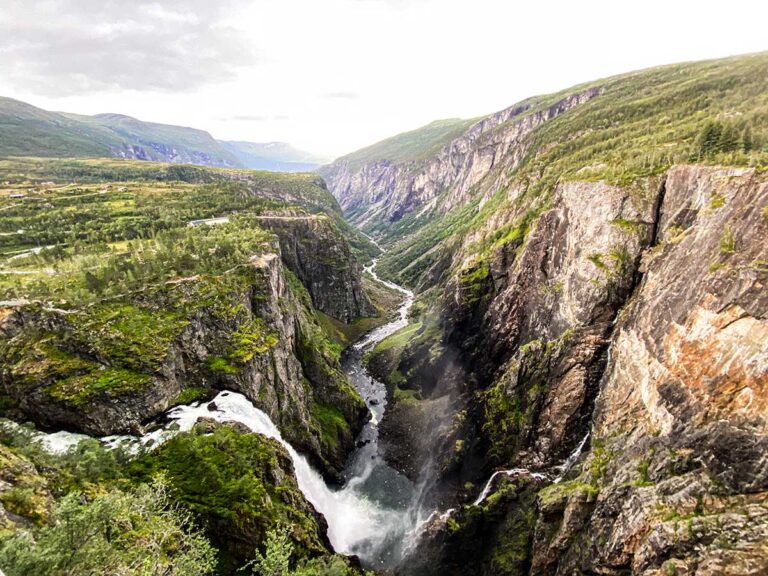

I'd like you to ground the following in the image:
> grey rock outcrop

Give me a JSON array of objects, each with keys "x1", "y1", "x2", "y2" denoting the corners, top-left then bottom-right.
[
  {"x1": 319, "y1": 87, "x2": 603, "y2": 230},
  {"x1": 254, "y1": 213, "x2": 375, "y2": 322}
]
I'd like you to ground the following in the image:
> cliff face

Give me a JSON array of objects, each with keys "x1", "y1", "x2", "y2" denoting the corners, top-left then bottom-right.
[
  {"x1": 111, "y1": 142, "x2": 239, "y2": 167},
  {"x1": 445, "y1": 175, "x2": 660, "y2": 473},
  {"x1": 530, "y1": 166, "x2": 768, "y2": 576},
  {"x1": 0, "y1": 248, "x2": 367, "y2": 477},
  {"x1": 319, "y1": 87, "x2": 602, "y2": 231},
  {"x1": 254, "y1": 213, "x2": 375, "y2": 322},
  {"x1": 399, "y1": 165, "x2": 768, "y2": 575}
]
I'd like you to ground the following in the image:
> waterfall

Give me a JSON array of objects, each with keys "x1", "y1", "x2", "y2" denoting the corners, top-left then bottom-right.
[
  {"x1": 472, "y1": 468, "x2": 548, "y2": 506},
  {"x1": 11, "y1": 257, "x2": 428, "y2": 569},
  {"x1": 0, "y1": 419, "x2": 90, "y2": 455},
  {"x1": 553, "y1": 431, "x2": 590, "y2": 483},
  {"x1": 142, "y1": 392, "x2": 418, "y2": 561}
]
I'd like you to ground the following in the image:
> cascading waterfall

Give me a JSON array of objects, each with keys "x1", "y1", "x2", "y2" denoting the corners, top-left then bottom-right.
[
  {"x1": 10, "y1": 256, "x2": 434, "y2": 570},
  {"x1": 129, "y1": 391, "x2": 417, "y2": 564},
  {"x1": 553, "y1": 432, "x2": 590, "y2": 483}
]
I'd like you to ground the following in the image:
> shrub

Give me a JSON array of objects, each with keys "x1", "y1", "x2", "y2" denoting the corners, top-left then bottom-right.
[{"x1": 0, "y1": 478, "x2": 216, "y2": 576}]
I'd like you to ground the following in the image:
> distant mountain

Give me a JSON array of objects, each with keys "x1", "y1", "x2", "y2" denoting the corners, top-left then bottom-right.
[
  {"x1": 220, "y1": 140, "x2": 331, "y2": 172},
  {"x1": 63, "y1": 111, "x2": 242, "y2": 167},
  {"x1": 0, "y1": 97, "x2": 239, "y2": 167},
  {"x1": 0, "y1": 97, "x2": 326, "y2": 171},
  {"x1": 0, "y1": 97, "x2": 116, "y2": 158}
]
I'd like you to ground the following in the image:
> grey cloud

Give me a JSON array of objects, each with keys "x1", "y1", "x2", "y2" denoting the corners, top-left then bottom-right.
[{"x1": 0, "y1": 0, "x2": 255, "y2": 96}]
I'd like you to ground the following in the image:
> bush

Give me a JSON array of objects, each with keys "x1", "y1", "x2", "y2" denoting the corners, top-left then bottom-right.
[
  {"x1": 250, "y1": 527, "x2": 367, "y2": 576},
  {"x1": 0, "y1": 477, "x2": 216, "y2": 576}
]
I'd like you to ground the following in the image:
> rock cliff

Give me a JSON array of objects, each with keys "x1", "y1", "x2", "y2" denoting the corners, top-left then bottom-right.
[
  {"x1": 319, "y1": 87, "x2": 602, "y2": 232},
  {"x1": 356, "y1": 53, "x2": 768, "y2": 574},
  {"x1": 396, "y1": 166, "x2": 767, "y2": 575},
  {"x1": 254, "y1": 213, "x2": 375, "y2": 322},
  {"x1": 0, "y1": 246, "x2": 367, "y2": 478},
  {"x1": 527, "y1": 166, "x2": 768, "y2": 576}
]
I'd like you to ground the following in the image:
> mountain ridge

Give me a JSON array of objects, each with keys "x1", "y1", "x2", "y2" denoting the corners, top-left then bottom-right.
[{"x1": 0, "y1": 96, "x2": 325, "y2": 172}]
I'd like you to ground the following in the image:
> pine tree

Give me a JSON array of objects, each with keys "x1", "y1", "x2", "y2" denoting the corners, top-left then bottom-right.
[
  {"x1": 718, "y1": 123, "x2": 740, "y2": 153},
  {"x1": 741, "y1": 124, "x2": 754, "y2": 152},
  {"x1": 695, "y1": 121, "x2": 723, "y2": 158}
]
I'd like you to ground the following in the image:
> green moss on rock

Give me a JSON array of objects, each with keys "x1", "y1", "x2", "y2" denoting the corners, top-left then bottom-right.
[
  {"x1": 129, "y1": 424, "x2": 328, "y2": 572},
  {"x1": 47, "y1": 367, "x2": 153, "y2": 406},
  {"x1": 311, "y1": 403, "x2": 352, "y2": 452}
]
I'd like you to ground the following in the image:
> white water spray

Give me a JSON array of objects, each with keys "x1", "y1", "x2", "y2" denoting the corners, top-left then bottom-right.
[
  {"x1": 147, "y1": 392, "x2": 418, "y2": 560},
  {"x1": 553, "y1": 432, "x2": 590, "y2": 483},
  {"x1": 0, "y1": 420, "x2": 90, "y2": 455},
  {"x1": 472, "y1": 468, "x2": 549, "y2": 506}
]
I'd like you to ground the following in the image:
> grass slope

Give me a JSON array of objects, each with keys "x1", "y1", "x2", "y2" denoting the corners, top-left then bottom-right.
[
  {"x1": 333, "y1": 117, "x2": 479, "y2": 170},
  {"x1": 376, "y1": 51, "x2": 768, "y2": 287},
  {"x1": 0, "y1": 97, "x2": 117, "y2": 158}
]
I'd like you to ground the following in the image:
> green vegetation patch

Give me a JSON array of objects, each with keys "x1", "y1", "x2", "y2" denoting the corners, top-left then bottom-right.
[
  {"x1": 129, "y1": 424, "x2": 326, "y2": 568},
  {"x1": 0, "y1": 478, "x2": 216, "y2": 576},
  {"x1": 371, "y1": 321, "x2": 423, "y2": 354},
  {"x1": 79, "y1": 303, "x2": 188, "y2": 370},
  {"x1": 172, "y1": 387, "x2": 208, "y2": 406},
  {"x1": 537, "y1": 479, "x2": 599, "y2": 508},
  {"x1": 0, "y1": 445, "x2": 51, "y2": 526},
  {"x1": 228, "y1": 319, "x2": 280, "y2": 364},
  {"x1": 336, "y1": 117, "x2": 479, "y2": 171},
  {"x1": 311, "y1": 403, "x2": 352, "y2": 452},
  {"x1": 47, "y1": 366, "x2": 153, "y2": 406}
]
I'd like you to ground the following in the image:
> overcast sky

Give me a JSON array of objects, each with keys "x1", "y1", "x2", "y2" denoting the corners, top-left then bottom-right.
[{"x1": 1, "y1": 0, "x2": 766, "y2": 158}]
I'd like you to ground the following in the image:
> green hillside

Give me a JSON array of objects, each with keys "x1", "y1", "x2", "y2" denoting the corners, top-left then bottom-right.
[
  {"x1": 65, "y1": 112, "x2": 242, "y2": 166},
  {"x1": 335, "y1": 117, "x2": 479, "y2": 170},
  {"x1": 0, "y1": 97, "x2": 117, "y2": 158},
  {"x1": 375, "y1": 52, "x2": 768, "y2": 285}
]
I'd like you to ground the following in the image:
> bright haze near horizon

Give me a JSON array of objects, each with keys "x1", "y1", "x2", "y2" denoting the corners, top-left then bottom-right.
[{"x1": 1, "y1": 0, "x2": 766, "y2": 159}]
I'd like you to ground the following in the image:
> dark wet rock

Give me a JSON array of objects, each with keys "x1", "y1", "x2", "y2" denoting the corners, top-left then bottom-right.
[{"x1": 254, "y1": 212, "x2": 375, "y2": 322}]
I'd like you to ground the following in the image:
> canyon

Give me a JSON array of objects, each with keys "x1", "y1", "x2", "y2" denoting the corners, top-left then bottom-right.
[{"x1": 1, "y1": 51, "x2": 767, "y2": 576}]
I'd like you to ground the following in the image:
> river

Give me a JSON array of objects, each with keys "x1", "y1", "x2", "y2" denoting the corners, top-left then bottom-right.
[{"x1": 2, "y1": 258, "x2": 429, "y2": 570}]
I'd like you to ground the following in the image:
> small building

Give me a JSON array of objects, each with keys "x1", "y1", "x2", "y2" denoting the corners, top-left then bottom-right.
[{"x1": 188, "y1": 216, "x2": 230, "y2": 227}]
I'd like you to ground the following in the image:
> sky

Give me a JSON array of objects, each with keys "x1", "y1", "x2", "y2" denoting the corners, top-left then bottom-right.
[{"x1": 1, "y1": 0, "x2": 767, "y2": 159}]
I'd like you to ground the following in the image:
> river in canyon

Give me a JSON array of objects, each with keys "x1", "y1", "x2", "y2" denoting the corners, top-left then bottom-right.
[{"x1": 2, "y1": 259, "x2": 433, "y2": 569}]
